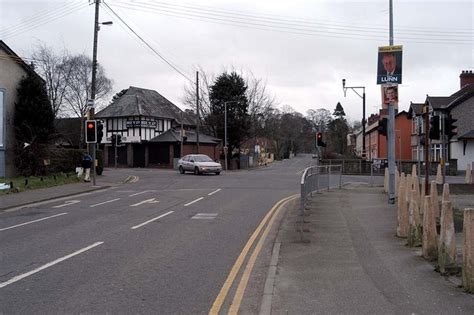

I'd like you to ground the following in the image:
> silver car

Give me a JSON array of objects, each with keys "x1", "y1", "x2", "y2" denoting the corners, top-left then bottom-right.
[{"x1": 178, "y1": 154, "x2": 222, "y2": 175}]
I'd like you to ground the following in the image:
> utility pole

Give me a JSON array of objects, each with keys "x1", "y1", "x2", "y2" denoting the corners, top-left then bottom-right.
[
  {"x1": 196, "y1": 71, "x2": 200, "y2": 154},
  {"x1": 387, "y1": 0, "x2": 396, "y2": 204},
  {"x1": 180, "y1": 112, "x2": 184, "y2": 157},
  {"x1": 89, "y1": 0, "x2": 100, "y2": 186}
]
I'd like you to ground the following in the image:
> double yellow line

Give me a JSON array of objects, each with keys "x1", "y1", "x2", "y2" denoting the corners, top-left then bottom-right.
[{"x1": 209, "y1": 194, "x2": 299, "y2": 315}]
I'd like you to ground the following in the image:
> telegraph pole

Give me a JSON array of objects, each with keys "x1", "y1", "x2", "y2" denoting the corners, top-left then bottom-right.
[
  {"x1": 387, "y1": 0, "x2": 396, "y2": 203},
  {"x1": 89, "y1": 0, "x2": 100, "y2": 186},
  {"x1": 196, "y1": 71, "x2": 200, "y2": 154}
]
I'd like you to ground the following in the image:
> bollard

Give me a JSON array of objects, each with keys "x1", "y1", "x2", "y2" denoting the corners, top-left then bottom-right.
[
  {"x1": 466, "y1": 163, "x2": 472, "y2": 184},
  {"x1": 397, "y1": 174, "x2": 408, "y2": 238},
  {"x1": 395, "y1": 167, "x2": 399, "y2": 195},
  {"x1": 436, "y1": 164, "x2": 442, "y2": 184},
  {"x1": 422, "y1": 195, "x2": 438, "y2": 260},
  {"x1": 438, "y1": 201, "x2": 456, "y2": 275},
  {"x1": 408, "y1": 189, "x2": 422, "y2": 247},
  {"x1": 442, "y1": 183, "x2": 450, "y2": 203},
  {"x1": 420, "y1": 180, "x2": 426, "y2": 216},
  {"x1": 413, "y1": 176, "x2": 422, "y2": 224},
  {"x1": 412, "y1": 164, "x2": 417, "y2": 177},
  {"x1": 405, "y1": 174, "x2": 412, "y2": 204},
  {"x1": 430, "y1": 180, "x2": 440, "y2": 219},
  {"x1": 463, "y1": 208, "x2": 474, "y2": 292}
]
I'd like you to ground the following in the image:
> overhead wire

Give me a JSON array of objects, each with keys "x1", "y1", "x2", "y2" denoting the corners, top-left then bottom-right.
[
  {"x1": 142, "y1": 0, "x2": 473, "y2": 35},
  {"x1": 127, "y1": 0, "x2": 473, "y2": 37},
  {"x1": 0, "y1": 2, "x2": 89, "y2": 39},
  {"x1": 102, "y1": 2, "x2": 194, "y2": 83},
  {"x1": 108, "y1": 0, "x2": 473, "y2": 44}
]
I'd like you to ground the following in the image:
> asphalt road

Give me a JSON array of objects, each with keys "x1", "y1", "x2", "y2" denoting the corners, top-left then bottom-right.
[{"x1": 0, "y1": 156, "x2": 319, "y2": 314}]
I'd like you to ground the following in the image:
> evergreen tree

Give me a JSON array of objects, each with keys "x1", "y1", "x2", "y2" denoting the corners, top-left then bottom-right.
[
  {"x1": 208, "y1": 72, "x2": 250, "y2": 160},
  {"x1": 14, "y1": 73, "x2": 55, "y2": 175},
  {"x1": 14, "y1": 73, "x2": 55, "y2": 144},
  {"x1": 333, "y1": 102, "x2": 346, "y2": 120}
]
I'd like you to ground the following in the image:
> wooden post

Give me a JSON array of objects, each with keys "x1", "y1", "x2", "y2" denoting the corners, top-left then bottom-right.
[
  {"x1": 439, "y1": 201, "x2": 456, "y2": 275},
  {"x1": 422, "y1": 195, "x2": 438, "y2": 260},
  {"x1": 462, "y1": 208, "x2": 474, "y2": 292}
]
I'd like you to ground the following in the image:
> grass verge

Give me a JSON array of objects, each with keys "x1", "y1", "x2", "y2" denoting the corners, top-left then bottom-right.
[{"x1": 0, "y1": 172, "x2": 81, "y2": 195}]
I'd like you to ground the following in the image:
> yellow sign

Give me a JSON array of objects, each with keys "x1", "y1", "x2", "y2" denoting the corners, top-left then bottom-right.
[{"x1": 378, "y1": 45, "x2": 403, "y2": 52}]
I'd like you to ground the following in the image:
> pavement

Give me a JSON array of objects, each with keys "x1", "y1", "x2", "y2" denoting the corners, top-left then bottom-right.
[
  {"x1": 264, "y1": 182, "x2": 474, "y2": 314},
  {"x1": 0, "y1": 168, "x2": 132, "y2": 212}
]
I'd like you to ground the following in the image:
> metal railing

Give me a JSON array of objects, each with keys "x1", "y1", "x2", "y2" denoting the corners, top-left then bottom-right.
[{"x1": 299, "y1": 165, "x2": 343, "y2": 240}]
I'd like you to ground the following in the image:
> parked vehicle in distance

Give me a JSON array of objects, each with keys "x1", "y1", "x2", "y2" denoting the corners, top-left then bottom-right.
[{"x1": 178, "y1": 154, "x2": 222, "y2": 175}]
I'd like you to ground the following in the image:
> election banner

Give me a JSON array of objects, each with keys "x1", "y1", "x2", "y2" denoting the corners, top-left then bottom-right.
[{"x1": 377, "y1": 45, "x2": 403, "y2": 84}]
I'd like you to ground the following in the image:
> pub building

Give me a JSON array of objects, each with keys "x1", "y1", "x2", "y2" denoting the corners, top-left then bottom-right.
[{"x1": 96, "y1": 86, "x2": 221, "y2": 168}]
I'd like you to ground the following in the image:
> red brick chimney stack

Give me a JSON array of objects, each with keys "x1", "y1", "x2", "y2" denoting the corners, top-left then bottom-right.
[{"x1": 460, "y1": 70, "x2": 474, "y2": 88}]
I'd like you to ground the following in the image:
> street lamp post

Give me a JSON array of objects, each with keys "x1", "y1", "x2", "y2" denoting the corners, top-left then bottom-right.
[
  {"x1": 223, "y1": 101, "x2": 239, "y2": 171},
  {"x1": 342, "y1": 79, "x2": 366, "y2": 158}
]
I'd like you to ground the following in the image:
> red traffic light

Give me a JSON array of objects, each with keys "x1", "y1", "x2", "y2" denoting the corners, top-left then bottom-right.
[
  {"x1": 87, "y1": 123, "x2": 95, "y2": 129},
  {"x1": 317, "y1": 132, "x2": 322, "y2": 139}
]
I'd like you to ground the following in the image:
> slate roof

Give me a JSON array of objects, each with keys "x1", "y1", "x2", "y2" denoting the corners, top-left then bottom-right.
[
  {"x1": 149, "y1": 129, "x2": 221, "y2": 144},
  {"x1": 447, "y1": 83, "x2": 474, "y2": 109},
  {"x1": 96, "y1": 86, "x2": 197, "y2": 126},
  {"x1": 408, "y1": 102, "x2": 424, "y2": 117},
  {"x1": 426, "y1": 96, "x2": 454, "y2": 110},
  {"x1": 458, "y1": 130, "x2": 474, "y2": 139}
]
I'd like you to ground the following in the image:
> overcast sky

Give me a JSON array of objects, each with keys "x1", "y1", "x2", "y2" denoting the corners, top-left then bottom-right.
[{"x1": 1, "y1": 0, "x2": 473, "y2": 122}]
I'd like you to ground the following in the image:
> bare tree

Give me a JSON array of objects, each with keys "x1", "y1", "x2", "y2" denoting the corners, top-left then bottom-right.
[
  {"x1": 63, "y1": 54, "x2": 112, "y2": 118},
  {"x1": 32, "y1": 43, "x2": 74, "y2": 118}
]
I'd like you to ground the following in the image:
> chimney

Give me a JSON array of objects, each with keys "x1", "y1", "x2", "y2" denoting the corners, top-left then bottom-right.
[{"x1": 460, "y1": 70, "x2": 474, "y2": 88}]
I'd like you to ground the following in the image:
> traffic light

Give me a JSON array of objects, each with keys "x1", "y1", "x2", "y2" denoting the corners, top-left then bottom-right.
[
  {"x1": 116, "y1": 134, "x2": 122, "y2": 146},
  {"x1": 85, "y1": 120, "x2": 97, "y2": 143},
  {"x1": 111, "y1": 134, "x2": 116, "y2": 146},
  {"x1": 316, "y1": 132, "x2": 326, "y2": 147},
  {"x1": 445, "y1": 115, "x2": 457, "y2": 139},
  {"x1": 429, "y1": 115, "x2": 440, "y2": 140},
  {"x1": 97, "y1": 121, "x2": 104, "y2": 144},
  {"x1": 378, "y1": 118, "x2": 388, "y2": 137}
]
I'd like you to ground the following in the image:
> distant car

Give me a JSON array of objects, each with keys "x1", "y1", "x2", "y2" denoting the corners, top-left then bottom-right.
[
  {"x1": 312, "y1": 154, "x2": 317, "y2": 159},
  {"x1": 177, "y1": 154, "x2": 222, "y2": 175}
]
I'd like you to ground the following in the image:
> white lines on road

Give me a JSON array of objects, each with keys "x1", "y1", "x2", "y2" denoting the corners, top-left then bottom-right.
[
  {"x1": 130, "y1": 198, "x2": 160, "y2": 207},
  {"x1": 131, "y1": 211, "x2": 174, "y2": 230},
  {"x1": 0, "y1": 213, "x2": 68, "y2": 232},
  {"x1": 89, "y1": 198, "x2": 120, "y2": 208},
  {"x1": 192, "y1": 213, "x2": 218, "y2": 220},
  {"x1": 208, "y1": 188, "x2": 221, "y2": 196},
  {"x1": 0, "y1": 241, "x2": 104, "y2": 289},
  {"x1": 184, "y1": 197, "x2": 204, "y2": 207},
  {"x1": 52, "y1": 200, "x2": 80, "y2": 208},
  {"x1": 129, "y1": 190, "x2": 155, "y2": 197}
]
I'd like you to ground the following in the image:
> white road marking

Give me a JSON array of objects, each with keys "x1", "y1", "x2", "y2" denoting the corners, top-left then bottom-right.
[
  {"x1": 89, "y1": 198, "x2": 120, "y2": 208},
  {"x1": 208, "y1": 189, "x2": 221, "y2": 196},
  {"x1": 184, "y1": 197, "x2": 204, "y2": 207},
  {"x1": 192, "y1": 213, "x2": 218, "y2": 220},
  {"x1": 131, "y1": 211, "x2": 174, "y2": 230},
  {"x1": 0, "y1": 213, "x2": 68, "y2": 232},
  {"x1": 129, "y1": 190, "x2": 154, "y2": 197},
  {"x1": 52, "y1": 200, "x2": 80, "y2": 208},
  {"x1": 0, "y1": 241, "x2": 104, "y2": 289},
  {"x1": 130, "y1": 198, "x2": 160, "y2": 207}
]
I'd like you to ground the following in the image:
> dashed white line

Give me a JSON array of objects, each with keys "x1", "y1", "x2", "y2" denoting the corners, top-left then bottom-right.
[
  {"x1": 184, "y1": 197, "x2": 204, "y2": 207},
  {"x1": 0, "y1": 241, "x2": 104, "y2": 289},
  {"x1": 131, "y1": 211, "x2": 174, "y2": 230},
  {"x1": 130, "y1": 198, "x2": 160, "y2": 207},
  {"x1": 89, "y1": 198, "x2": 120, "y2": 208},
  {"x1": 53, "y1": 200, "x2": 80, "y2": 208},
  {"x1": 129, "y1": 190, "x2": 154, "y2": 197},
  {"x1": 208, "y1": 189, "x2": 221, "y2": 196},
  {"x1": 0, "y1": 212, "x2": 68, "y2": 232},
  {"x1": 192, "y1": 213, "x2": 218, "y2": 220}
]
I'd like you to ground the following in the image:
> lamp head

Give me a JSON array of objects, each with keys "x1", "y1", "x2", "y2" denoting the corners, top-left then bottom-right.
[
  {"x1": 101, "y1": 21, "x2": 113, "y2": 25},
  {"x1": 342, "y1": 78, "x2": 346, "y2": 88}
]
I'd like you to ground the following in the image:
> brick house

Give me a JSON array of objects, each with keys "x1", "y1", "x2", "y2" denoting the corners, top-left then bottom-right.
[{"x1": 364, "y1": 111, "x2": 412, "y2": 161}]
